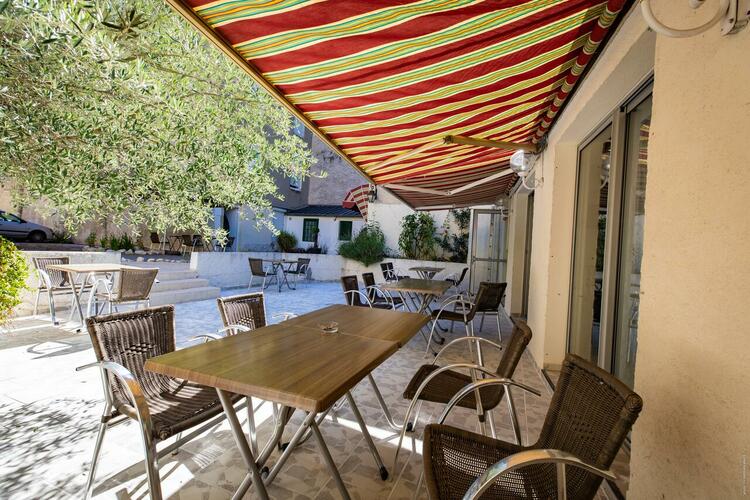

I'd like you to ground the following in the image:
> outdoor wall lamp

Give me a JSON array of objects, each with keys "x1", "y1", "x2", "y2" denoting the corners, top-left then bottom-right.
[
  {"x1": 510, "y1": 149, "x2": 541, "y2": 190},
  {"x1": 641, "y1": 0, "x2": 749, "y2": 37},
  {"x1": 367, "y1": 185, "x2": 378, "y2": 203}
]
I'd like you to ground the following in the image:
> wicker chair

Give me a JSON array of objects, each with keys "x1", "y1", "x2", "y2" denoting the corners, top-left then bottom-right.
[
  {"x1": 444, "y1": 267, "x2": 469, "y2": 292},
  {"x1": 285, "y1": 258, "x2": 311, "y2": 289},
  {"x1": 422, "y1": 354, "x2": 643, "y2": 500},
  {"x1": 79, "y1": 306, "x2": 246, "y2": 500},
  {"x1": 362, "y1": 272, "x2": 404, "y2": 309},
  {"x1": 248, "y1": 258, "x2": 276, "y2": 290},
  {"x1": 398, "y1": 320, "x2": 535, "y2": 441},
  {"x1": 380, "y1": 262, "x2": 408, "y2": 282},
  {"x1": 32, "y1": 256, "x2": 91, "y2": 325},
  {"x1": 424, "y1": 282, "x2": 494, "y2": 356},
  {"x1": 148, "y1": 232, "x2": 165, "y2": 252},
  {"x1": 475, "y1": 282, "x2": 508, "y2": 342},
  {"x1": 341, "y1": 275, "x2": 392, "y2": 309},
  {"x1": 90, "y1": 268, "x2": 158, "y2": 315}
]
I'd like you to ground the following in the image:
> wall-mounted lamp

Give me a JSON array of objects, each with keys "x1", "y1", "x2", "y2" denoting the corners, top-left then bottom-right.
[
  {"x1": 510, "y1": 149, "x2": 541, "y2": 190},
  {"x1": 641, "y1": 0, "x2": 748, "y2": 37},
  {"x1": 367, "y1": 184, "x2": 378, "y2": 203}
]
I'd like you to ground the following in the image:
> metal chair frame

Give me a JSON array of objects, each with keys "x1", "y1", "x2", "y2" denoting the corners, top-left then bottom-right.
[
  {"x1": 88, "y1": 268, "x2": 158, "y2": 316},
  {"x1": 248, "y1": 258, "x2": 277, "y2": 290},
  {"x1": 285, "y1": 258, "x2": 311, "y2": 289},
  {"x1": 32, "y1": 257, "x2": 90, "y2": 325}
]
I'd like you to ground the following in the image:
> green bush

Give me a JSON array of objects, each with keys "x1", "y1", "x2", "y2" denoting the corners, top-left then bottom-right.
[
  {"x1": 339, "y1": 223, "x2": 386, "y2": 266},
  {"x1": 398, "y1": 212, "x2": 438, "y2": 260},
  {"x1": 276, "y1": 230, "x2": 297, "y2": 252},
  {"x1": 50, "y1": 229, "x2": 73, "y2": 244},
  {"x1": 85, "y1": 231, "x2": 98, "y2": 247},
  {"x1": 0, "y1": 237, "x2": 29, "y2": 325}
]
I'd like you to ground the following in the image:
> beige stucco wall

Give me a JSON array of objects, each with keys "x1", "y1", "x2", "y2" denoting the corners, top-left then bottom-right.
[
  {"x1": 307, "y1": 135, "x2": 368, "y2": 205},
  {"x1": 524, "y1": 9, "x2": 655, "y2": 368},
  {"x1": 628, "y1": 11, "x2": 750, "y2": 499}
]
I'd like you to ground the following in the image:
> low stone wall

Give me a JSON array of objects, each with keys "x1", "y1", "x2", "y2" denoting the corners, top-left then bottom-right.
[
  {"x1": 190, "y1": 251, "x2": 468, "y2": 288},
  {"x1": 15, "y1": 250, "x2": 122, "y2": 316}
]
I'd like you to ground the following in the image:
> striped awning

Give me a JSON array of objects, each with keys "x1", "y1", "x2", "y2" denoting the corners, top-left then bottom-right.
[
  {"x1": 342, "y1": 184, "x2": 370, "y2": 219},
  {"x1": 170, "y1": 0, "x2": 630, "y2": 209}
]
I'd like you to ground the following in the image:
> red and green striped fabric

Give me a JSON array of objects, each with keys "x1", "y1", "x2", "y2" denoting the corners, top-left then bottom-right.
[{"x1": 175, "y1": 0, "x2": 629, "y2": 208}]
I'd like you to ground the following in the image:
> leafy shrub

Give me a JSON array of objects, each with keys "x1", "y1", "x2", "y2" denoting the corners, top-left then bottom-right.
[
  {"x1": 399, "y1": 212, "x2": 438, "y2": 260},
  {"x1": 438, "y1": 209, "x2": 470, "y2": 262},
  {"x1": 50, "y1": 229, "x2": 73, "y2": 244},
  {"x1": 0, "y1": 237, "x2": 29, "y2": 325},
  {"x1": 339, "y1": 223, "x2": 386, "y2": 266},
  {"x1": 276, "y1": 230, "x2": 297, "y2": 252},
  {"x1": 99, "y1": 234, "x2": 135, "y2": 251},
  {"x1": 85, "y1": 231, "x2": 98, "y2": 247}
]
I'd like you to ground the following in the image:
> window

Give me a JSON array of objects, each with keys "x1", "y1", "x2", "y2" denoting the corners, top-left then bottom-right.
[
  {"x1": 289, "y1": 177, "x2": 302, "y2": 191},
  {"x1": 302, "y1": 218, "x2": 319, "y2": 242},
  {"x1": 338, "y1": 221, "x2": 353, "y2": 241}
]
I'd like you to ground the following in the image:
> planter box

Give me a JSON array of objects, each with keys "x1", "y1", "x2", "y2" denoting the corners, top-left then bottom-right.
[{"x1": 190, "y1": 251, "x2": 468, "y2": 288}]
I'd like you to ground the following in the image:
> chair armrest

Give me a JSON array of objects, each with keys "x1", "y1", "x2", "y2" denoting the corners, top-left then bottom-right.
[
  {"x1": 272, "y1": 312, "x2": 298, "y2": 321},
  {"x1": 365, "y1": 285, "x2": 393, "y2": 306},
  {"x1": 433, "y1": 299, "x2": 473, "y2": 322},
  {"x1": 189, "y1": 333, "x2": 225, "y2": 343},
  {"x1": 462, "y1": 449, "x2": 618, "y2": 500},
  {"x1": 344, "y1": 289, "x2": 372, "y2": 307},
  {"x1": 432, "y1": 337, "x2": 504, "y2": 366},
  {"x1": 36, "y1": 269, "x2": 53, "y2": 289},
  {"x1": 437, "y1": 377, "x2": 542, "y2": 425},
  {"x1": 219, "y1": 324, "x2": 252, "y2": 334},
  {"x1": 76, "y1": 360, "x2": 153, "y2": 435}
]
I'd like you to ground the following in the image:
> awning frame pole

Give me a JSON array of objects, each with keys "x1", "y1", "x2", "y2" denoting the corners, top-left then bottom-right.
[{"x1": 444, "y1": 135, "x2": 538, "y2": 154}]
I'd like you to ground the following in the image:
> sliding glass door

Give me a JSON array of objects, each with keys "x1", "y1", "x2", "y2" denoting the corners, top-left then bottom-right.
[{"x1": 568, "y1": 82, "x2": 652, "y2": 387}]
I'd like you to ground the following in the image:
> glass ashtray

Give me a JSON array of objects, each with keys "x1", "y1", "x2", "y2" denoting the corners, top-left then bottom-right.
[{"x1": 318, "y1": 321, "x2": 339, "y2": 334}]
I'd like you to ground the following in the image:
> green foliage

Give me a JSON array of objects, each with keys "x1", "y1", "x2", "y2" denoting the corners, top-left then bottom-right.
[
  {"x1": 85, "y1": 231, "x2": 98, "y2": 247},
  {"x1": 339, "y1": 223, "x2": 386, "y2": 266},
  {"x1": 276, "y1": 230, "x2": 297, "y2": 252},
  {"x1": 98, "y1": 234, "x2": 135, "y2": 251},
  {"x1": 438, "y1": 209, "x2": 470, "y2": 263},
  {"x1": 0, "y1": 236, "x2": 28, "y2": 325},
  {"x1": 50, "y1": 228, "x2": 73, "y2": 243},
  {"x1": 0, "y1": 0, "x2": 313, "y2": 240},
  {"x1": 398, "y1": 212, "x2": 438, "y2": 260}
]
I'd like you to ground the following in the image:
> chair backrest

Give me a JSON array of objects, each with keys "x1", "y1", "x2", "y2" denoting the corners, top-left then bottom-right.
[
  {"x1": 86, "y1": 306, "x2": 176, "y2": 410},
  {"x1": 32, "y1": 256, "x2": 70, "y2": 288},
  {"x1": 536, "y1": 354, "x2": 643, "y2": 498},
  {"x1": 150, "y1": 232, "x2": 160, "y2": 244},
  {"x1": 115, "y1": 268, "x2": 158, "y2": 302},
  {"x1": 380, "y1": 262, "x2": 395, "y2": 281},
  {"x1": 494, "y1": 320, "x2": 532, "y2": 376},
  {"x1": 362, "y1": 272, "x2": 377, "y2": 301},
  {"x1": 340, "y1": 275, "x2": 365, "y2": 307},
  {"x1": 295, "y1": 258, "x2": 311, "y2": 273},
  {"x1": 455, "y1": 267, "x2": 469, "y2": 286},
  {"x1": 248, "y1": 258, "x2": 265, "y2": 275},
  {"x1": 217, "y1": 292, "x2": 266, "y2": 331},
  {"x1": 475, "y1": 281, "x2": 507, "y2": 312},
  {"x1": 181, "y1": 234, "x2": 193, "y2": 245}
]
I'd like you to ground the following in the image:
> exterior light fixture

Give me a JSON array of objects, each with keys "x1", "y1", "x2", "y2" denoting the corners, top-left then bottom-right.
[
  {"x1": 510, "y1": 149, "x2": 539, "y2": 190},
  {"x1": 641, "y1": 0, "x2": 748, "y2": 37},
  {"x1": 367, "y1": 185, "x2": 378, "y2": 203}
]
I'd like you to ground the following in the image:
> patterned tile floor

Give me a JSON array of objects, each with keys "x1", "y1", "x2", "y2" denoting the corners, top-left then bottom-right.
[{"x1": 0, "y1": 281, "x2": 613, "y2": 499}]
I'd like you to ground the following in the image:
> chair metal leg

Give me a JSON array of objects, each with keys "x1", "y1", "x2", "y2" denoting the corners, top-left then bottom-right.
[
  {"x1": 413, "y1": 471, "x2": 424, "y2": 500},
  {"x1": 246, "y1": 397, "x2": 258, "y2": 456},
  {"x1": 83, "y1": 411, "x2": 110, "y2": 500},
  {"x1": 487, "y1": 410, "x2": 497, "y2": 439},
  {"x1": 479, "y1": 312, "x2": 485, "y2": 332},
  {"x1": 171, "y1": 433, "x2": 182, "y2": 456},
  {"x1": 33, "y1": 289, "x2": 41, "y2": 316},
  {"x1": 496, "y1": 312, "x2": 502, "y2": 342},
  {"x1": 141, "y1": 433, "x2": 163, "y2": 500},
  {"x1": 345, "y1": 392, "x2": 388, "y2": 480},
  {"x1": 506, "y1": 389, "x2": 522, "y2": 446},
  {"x1": 47, "y1": 291, "x2": 58, "y2": 325},
  {"x1": 366, "y1": 374, "x2": 403, "y2": 431}
]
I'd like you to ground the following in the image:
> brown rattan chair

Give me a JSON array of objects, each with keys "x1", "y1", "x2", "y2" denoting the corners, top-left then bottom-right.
[
  {"x1": 148, "y1": 232, "x2": 165, "y2": 252},
  {"x1": 424, "y1": 282, "x2": 494, "y2": 356},
  {"x1": 422, "y1": 354, "x2": 643, "y2": 500},
  {"x1": 398, "y1": 320, "x2": 535, "y2": 440},
  {"x1": 90, "y1": 268, "x2": 158, "y2": 315},
  {"x1": 32, "y1": 256, "x2": 91, "y2": 325},
  {"x1": 475, "y1": 282, "x2": 508, "y2": 342},
  {"x1": 248, "y1": 257, "x2": 277, "y2": 290},
  {"x1": 79, "y1": 306, "x2": 246, "y2": 500},
  {"x1": 362, "y1": 272, "x2": 404, "y2": 309},
  {"x1": 285, "y1": 258, "x2": 311, "y2": 289},
  {"x1": 379, "y1": 262, "x2": 408, "y2": 282}
]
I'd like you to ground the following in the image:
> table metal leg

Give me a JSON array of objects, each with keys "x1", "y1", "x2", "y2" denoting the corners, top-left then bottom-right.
[
  {"x1": 345, "y1": 391, "x2": 388, "y2": 480},
  {"x1": 309, "y1": 414, "x2": 351, "y2": 500},
  {"x1": 367, "y1": 374, "x2": 403, "y2": 432},
  {"x1": 66, "y1": 273, "x2": 86, "y2": 330},
  {"x1": 215, "y1": 389, "x2": 269, "y2": 500}
]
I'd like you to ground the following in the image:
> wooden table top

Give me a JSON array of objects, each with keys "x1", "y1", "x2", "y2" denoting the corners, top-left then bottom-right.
[
  {"x1": 145, "y1": 324, "x2": 398, "y2": 412},
  {"x1": 381, "y1": 278, "x2": 451, "y2": 295},
  {"x1": 47, "y1": 263, "x2": 144, "y2": 274},
  {"x1": 284, "y1": 304, "x2": 429, "y2": 347},
  {"x1": 409, "y1": 266, "x2": 444, "y2": 273}
]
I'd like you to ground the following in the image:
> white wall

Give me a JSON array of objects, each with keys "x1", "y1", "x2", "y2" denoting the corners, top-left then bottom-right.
[
  {"x1": 190, "y1": 251, "x2": 468, "y2": 288},
  {"x1": 230, "y1": 206, "x2": 285, "y2": 252},
  {"x1": 283, "y1": 216, "x2": 364, "y2": 254}
]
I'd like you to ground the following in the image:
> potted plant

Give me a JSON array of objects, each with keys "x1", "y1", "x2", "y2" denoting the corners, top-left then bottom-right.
[{"x1": 0, "y1": 237, "x2": 29, "y2": 327}]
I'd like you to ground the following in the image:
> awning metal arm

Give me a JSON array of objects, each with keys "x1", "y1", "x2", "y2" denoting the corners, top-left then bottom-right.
[{"x1": 444, "y1": 135, "x2": 538, "y2": 154}]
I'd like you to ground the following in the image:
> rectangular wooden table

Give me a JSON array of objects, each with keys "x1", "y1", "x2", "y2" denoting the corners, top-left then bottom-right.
[
  {"x1": 47, "y1": 263, "x2": 144, "y2": 327},
  {"x1": 146, "y1": 314, "x2": 416, "y2": 499}
]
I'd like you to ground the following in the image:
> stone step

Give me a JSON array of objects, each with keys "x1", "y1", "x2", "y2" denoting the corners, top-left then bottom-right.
[
  {"x1": 155, "y1": 270, "x2": 199, "y2": 281},
  {"x1": 151, "y1": 278, "x2": 210, "y2": 293},
  {"x1": 148, "y1": 286, "x2": 220, "y2": 306}
]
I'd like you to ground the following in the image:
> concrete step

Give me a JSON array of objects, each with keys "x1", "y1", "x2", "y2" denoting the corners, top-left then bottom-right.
[
  {"x1": 151, "y1": 278, "x2": 210, "y2": 293},
  {"x1": 149, "y1": 286, "x2": 220, "y2": 306},
  {"x1": 156, "y1": 270, "x2": 199, "y2": 281}
]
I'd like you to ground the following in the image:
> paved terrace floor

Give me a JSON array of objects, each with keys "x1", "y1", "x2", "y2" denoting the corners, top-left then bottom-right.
[{"x1": 0, "y1": 281, "x2": 617, "y2": 499}]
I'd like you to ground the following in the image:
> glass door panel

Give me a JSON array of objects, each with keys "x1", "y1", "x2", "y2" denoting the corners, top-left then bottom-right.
[
  {"x1": 569, "y1": 125, "x2": 612, "y2": 363},
  {"x1": 612, "y1": 95, "x2": 652, "y2": 387},
  {"x1": 469, "y1": 209, "x2": 506, "y2": 292}
]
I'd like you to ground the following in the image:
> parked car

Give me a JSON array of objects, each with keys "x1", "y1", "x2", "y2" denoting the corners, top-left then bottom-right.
[{"x1": 0, "y1": 210, "x2": 53, "y2": 242}]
